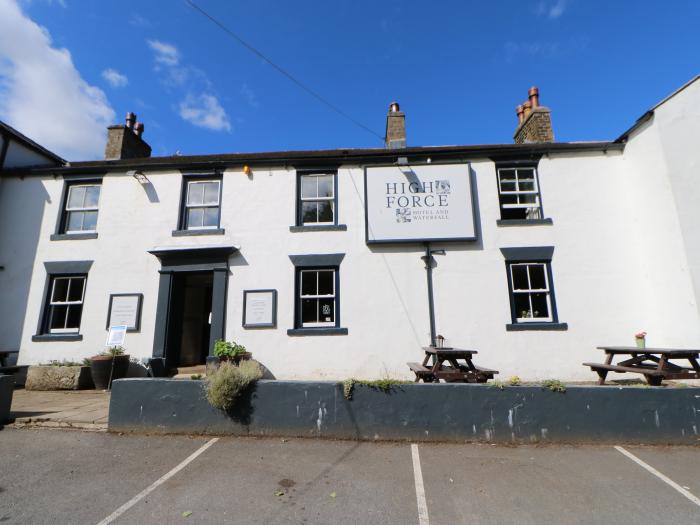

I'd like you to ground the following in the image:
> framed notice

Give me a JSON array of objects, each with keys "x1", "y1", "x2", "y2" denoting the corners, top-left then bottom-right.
[
  {"x1": 243, "y1": 289, "x2": 277, "y2": 328},
  {"x1": 106, "y1": 293, "x2": 143, "y2": 332},
  {"x1": 364, "y1": 163, "x2": 477, "y2": 244}
]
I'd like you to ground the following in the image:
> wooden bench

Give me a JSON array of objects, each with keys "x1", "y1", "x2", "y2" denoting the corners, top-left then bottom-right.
[
  {"x1": 407, "y1": 362, "x2": 435, "y2": 382},
  {"x1": 584, "y1": 362, "x2": 665, "y2": 386}
]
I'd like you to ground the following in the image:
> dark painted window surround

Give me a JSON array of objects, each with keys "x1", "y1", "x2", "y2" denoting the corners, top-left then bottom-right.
[
  {"x1": 287, "y1": 253, "x2": 348, "y2": 336},
  {"x1": 50, "y1": 175, "x2": 103, "y2": 241},
  {"x1": 290, "y1": 170, "x2": 347, "y2": 233},
  {"x1": 172, "y1": 172, "x2": 224, "y2": 236},
  {"x1": 500, "y1": 246, "x2": 567, "y2": 332},
  {"x1": 495, "y1": 160, "x2": 552, "y2": 227},
  {"x1": 32, "y1": 260, "x2": 93, "y2": 342}
]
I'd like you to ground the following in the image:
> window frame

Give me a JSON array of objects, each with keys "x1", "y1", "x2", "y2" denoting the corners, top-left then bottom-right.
[
  {"x1": 495, "y1": 163, "x2": 545, "y2": 222},
  {"x1": 298, "y1": 268, "x2": 337, "y2": 328},
  {"x1": 296, "y1": 171, "x2": 338, "y2": 227},
  {"x1": 57, "y1": 178, "x2": 103, "y2": 235},
  {"x1": 42, "y1": 274, "x2": 87, "y2": 334},
  {"x1": 294, "y1": 266, "x2": 341, "y2": 329},
  {"x1": 505, "y1": 258, "x2": 560, "y2": 326},
  {"x1": 178, "y1": 174, "x2": 223, "y2": 231}
]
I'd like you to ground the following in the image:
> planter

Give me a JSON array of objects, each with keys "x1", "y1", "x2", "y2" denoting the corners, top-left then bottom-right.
[
  {"x1": 218, "y1": 352, "x2": 252, "y2": 366},
  {"x1": 25, "y1": 365, "x2": 94, "y2": 390},
  {"x1": 91, "y1": 355, "x2": 130, "y2": 390}
]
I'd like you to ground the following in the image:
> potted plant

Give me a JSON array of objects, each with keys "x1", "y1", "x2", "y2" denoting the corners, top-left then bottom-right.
[
  {"x1": 90, "y1": 346, "x2": 130, "y2": 390},
  {"x1": 635, "y1": 331, "x2": 647, "y2": 349},
  {"x1": 213, "y1": 339, "x2": 251, "y2": 365}
]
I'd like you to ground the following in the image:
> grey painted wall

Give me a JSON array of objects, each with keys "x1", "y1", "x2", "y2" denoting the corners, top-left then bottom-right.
[{"x1": 109, "y1": 379, "x2": 700, "y2": 444}]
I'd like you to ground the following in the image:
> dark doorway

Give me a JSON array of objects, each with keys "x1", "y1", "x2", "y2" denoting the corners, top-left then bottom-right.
[{"x1": 165, "y1": 272, "x2": 213, "y2": 368}]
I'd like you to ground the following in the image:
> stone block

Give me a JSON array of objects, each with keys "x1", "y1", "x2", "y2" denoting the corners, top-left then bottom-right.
[{"x1": 25, "y1": 366, "x2": 94, "y2": 391}]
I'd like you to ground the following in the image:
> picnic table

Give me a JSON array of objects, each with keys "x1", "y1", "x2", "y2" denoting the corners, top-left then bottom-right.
[
  {"x1": 408, "y1": 347, "x2": 499, "y2": 383},
  {"x1": 583, "y1": 346, "x2": 700, "y2": 386}
]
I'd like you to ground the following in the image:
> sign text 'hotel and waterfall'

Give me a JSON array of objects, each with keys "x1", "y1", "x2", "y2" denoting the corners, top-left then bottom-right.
[{"x1": 364, "y1": 163, "x2": 476, "y2": 243}]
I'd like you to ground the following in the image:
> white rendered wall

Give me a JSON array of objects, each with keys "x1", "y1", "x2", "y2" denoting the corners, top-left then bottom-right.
[
  {"x1": 2, "y1": 140, "x2": 55, "y2": 169},
  {"x1": 2, "y1": 142, "x2": 699, "y2": 380}
]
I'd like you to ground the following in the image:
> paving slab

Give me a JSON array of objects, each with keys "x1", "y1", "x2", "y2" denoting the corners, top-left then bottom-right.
[{"x1": 9, "y1": 389, "x2": 109, "y2": 428}]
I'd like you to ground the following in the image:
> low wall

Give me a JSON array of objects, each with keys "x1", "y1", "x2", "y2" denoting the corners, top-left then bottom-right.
[
  {"x1": 0, "y1": 374, "x2": 15, "y2": 424},
  {"x1": 108, "y1": 379, "x2": 700, "y2": 444}
]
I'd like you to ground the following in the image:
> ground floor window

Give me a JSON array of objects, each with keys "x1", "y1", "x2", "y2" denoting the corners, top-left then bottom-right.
[
  {"x1": 44, "y1": 275, "x2": 86, "y2": 333},
  {"x1": 508, "y1": 262, "x2": 552, "y2": 322},
  {"x1": 297, "y1": 268, "x2": 337, "y2": 328}
]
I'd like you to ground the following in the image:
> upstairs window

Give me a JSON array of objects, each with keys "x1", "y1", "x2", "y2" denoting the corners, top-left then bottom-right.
[
  {"x1": 298, "y1": 268, "x2": 337, "y2": 327},
  {"x1": 497, "y1": 167, "x2": 543, "y2": 221},
  {"x1": 182, "y1": 178, "x2": 221, "y2": 230},
  {"x1": 44, "y1": 275, "x2": 86, "y2": 334},
  {"x1": 298, "y1": 172, "x2": 336, "y2": 226},
  {"x1": 61, "y1": 183, "x2": 101, "y2": 233}
]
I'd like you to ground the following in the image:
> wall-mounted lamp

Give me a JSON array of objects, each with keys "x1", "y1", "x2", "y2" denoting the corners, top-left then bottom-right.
[
  {"x1": 128, "y1": 170, "x2": 150, "y2": 185},
  {"x1": 243, "y1": 165, "x2": 252, "y2": 176}
]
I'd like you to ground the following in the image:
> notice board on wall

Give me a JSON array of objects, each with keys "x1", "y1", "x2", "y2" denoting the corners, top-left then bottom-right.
[{"x1": 364, "y1": 163, "x2": 476, "y2": 244}]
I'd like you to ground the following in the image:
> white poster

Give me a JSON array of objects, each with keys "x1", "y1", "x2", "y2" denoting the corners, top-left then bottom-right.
[
  {"x1": 364, "y1": 163, "x2": 476, "y2": 244},
  {"x1": 243, "y1": 290, "x2": 277, "y2": 328},
  {"x1": 106, "y1": 325, "x2": 127, "y2": 347},
  {"x1": 107, "y1": 294, "x2": 142, "y2": 331}
]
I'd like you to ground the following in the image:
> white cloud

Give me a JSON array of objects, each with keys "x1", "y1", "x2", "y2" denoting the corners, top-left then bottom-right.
[
  {"x1": 148, "y1": 39, "x2": 180, "y2": 67},
  {"x1": 0, "y1": 0, "x2": 115, "y2": 160},
  {"x1": 536, "y1": 0, "x2": 569, "y2": 19},
  {"x1": 101, "y1": 68, "x2": 128, "y2": 88},
  {"x1": 179, "y1": 94, "x2": 231, "y2": 132},
  {"x1": 241, "y1": 83, "x2": 259, "y2": 108}
]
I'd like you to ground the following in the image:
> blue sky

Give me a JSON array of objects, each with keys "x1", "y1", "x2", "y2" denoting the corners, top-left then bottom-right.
[{"x1": 1, "y1": 0, "x2": 699, "y2": 160}]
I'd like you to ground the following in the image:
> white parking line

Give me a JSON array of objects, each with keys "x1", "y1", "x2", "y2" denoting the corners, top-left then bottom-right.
[
  {"x1": 411, "y1": 443, "x2": 430, "y2": 525},
  {"x1": 96, "y1": 437, "x2": 219, "y2": 525},
  {"x1": 615, "y1": 445, "x2": 700, "y2": 507}
]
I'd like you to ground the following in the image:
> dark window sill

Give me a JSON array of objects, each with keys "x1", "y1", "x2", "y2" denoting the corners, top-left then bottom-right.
[
  {"x1": 32, "y1": 334, "x2": 83, "y2": 342},
  {"x1": 172, "y1": 228, "x2": 225, "y2": 237},
  {"x1": 497, "y1": 218, "x2": 553, "y2": 227},
  {"x1": 287, "y1": 327, "x2": 348, "y2": 336},
  {"x1": 50, "y1": 233, "x2": 98, "y2": 241},
  {"x1": 289, "y1": 224, "x2": 348, "y2": 233},
  {"x1": 506, "y1": 322, "x2": 568, "y2": 332}
]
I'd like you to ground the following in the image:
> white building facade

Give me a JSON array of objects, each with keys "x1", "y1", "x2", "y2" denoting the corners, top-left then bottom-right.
[{"x1": 1, "y1": 79, "x2": 699, "y2": 381}]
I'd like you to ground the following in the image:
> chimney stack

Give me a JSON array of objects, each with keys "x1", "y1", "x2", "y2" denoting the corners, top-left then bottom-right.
[
  {"x1": 105, "y1": 111, "x2": 152, "y2": 160},
  {"x1": 513, "y1": 86, "x2": 554, "y2": 144},
  {"x1": 385, "y1": 101, "x2": 406, "y2": 149}
]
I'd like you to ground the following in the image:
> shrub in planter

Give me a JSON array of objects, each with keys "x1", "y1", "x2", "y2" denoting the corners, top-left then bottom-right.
[
  {"x1": 213, "y1": 339, "x2": 251, "y2": 365},
  {"x1": 90, "y1": 346, "x2": 130, "y2": 390},
  {"x1": 25, "y1": 360, "x2": 94, "y2": 390},
  {"x1": 206, "y1": 360, "x2": 262, "y2": 411}
]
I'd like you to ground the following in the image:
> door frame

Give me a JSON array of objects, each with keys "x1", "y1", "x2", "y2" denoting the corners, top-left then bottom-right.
[{"x1": 149, "y1": 246, "x2": 235, "y2": 365}]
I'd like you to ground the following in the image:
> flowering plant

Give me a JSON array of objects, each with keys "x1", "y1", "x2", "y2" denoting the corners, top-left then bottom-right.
[{"x1": 635, "y1": 331, "x2": 647, "y2": 340}]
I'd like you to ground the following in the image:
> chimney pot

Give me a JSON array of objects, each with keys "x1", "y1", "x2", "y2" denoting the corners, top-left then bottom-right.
[
  {"x1": 126, "y1": 112, "x2": 136, "y2": 129},
  {"x1": 528, "y1": 87, "x2": 540, "y2": 108},
  {"x1": 385, "y1": 101, "x2": 406, "y2": 149},
  {"x1": 134, "y1": 122, "x2": 144, "y2": 137},
  {"x1": 513, "y1": 88, "x2": 554, "y2": 144}
]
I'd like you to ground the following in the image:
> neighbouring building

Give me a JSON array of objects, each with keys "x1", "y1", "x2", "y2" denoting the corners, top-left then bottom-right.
[{"x1": 1, "y1": 79, "x2": 699, "y2": 381}]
